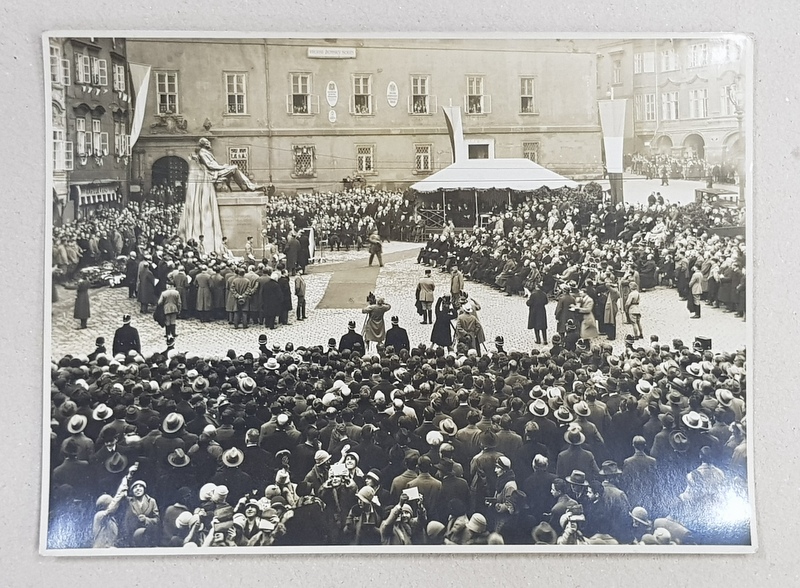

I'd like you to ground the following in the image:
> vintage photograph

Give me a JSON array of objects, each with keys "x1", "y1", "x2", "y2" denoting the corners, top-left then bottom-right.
[{"x1": 43, "y1": 33, "x2": 752, "y2": 554}]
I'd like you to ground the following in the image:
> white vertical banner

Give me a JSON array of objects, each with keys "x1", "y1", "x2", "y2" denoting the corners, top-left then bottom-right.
[
  {"x1": 598, "y1": 99, "x2": 627, "y2": 174},
  {"x1": 129, "y1": 63, "x2": 151, "y2": 148},
  {"x1": 442, "y1": 106, "x2": 467, "y2": 164}
]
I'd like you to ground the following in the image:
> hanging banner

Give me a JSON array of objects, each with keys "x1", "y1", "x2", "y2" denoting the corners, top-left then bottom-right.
[
  {"x1": 598, "y1": 99, "x2": 627, "y2": 174},
  {"x1": 129, "y1": 63, "x2": 152, "y2": 148}
]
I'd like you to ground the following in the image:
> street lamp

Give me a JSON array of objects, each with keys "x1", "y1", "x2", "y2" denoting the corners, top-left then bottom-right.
[{"x1": 727, "y1": 79, "x2": 746, "y2": 208}]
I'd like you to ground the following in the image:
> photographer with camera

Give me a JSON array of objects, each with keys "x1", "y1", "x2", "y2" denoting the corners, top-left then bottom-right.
[
  {"x1": 361, "y1": 293, "x2": 391, "y2": 354},
  {"x1": 379, "y1": 488, "x2": 427, "y2": 545}
]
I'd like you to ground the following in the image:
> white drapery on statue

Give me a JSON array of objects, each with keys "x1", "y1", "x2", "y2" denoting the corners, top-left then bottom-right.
[{"x1": 178, "y1": 157, "x2": 224, "y2": 254}]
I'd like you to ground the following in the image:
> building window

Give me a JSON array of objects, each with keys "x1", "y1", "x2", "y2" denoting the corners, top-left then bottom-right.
[
  {"x1": 612, "y1": 59, "x2": 622, "y2": 84},
  {"x1": 520, "y1": 77, "x2": 537, "y2": 114},
  {"x1": 468, "y1": 144, "x2": 490, "y2": 159},
  {"x1": 114, "y1": 120, "x2": 129, "y2": 156},
  {"x1": 75, "y1": 53, "x2": 90, "y2": 84},
  {"x1": 293, "y1": 146, "x2": 315, "y2": 177},
  {"x1": 352, "y1": 75, "x2": 372, "y2": 115},
  {"x1": 156, "y1": 72, "x2": 178, "y2": 114},
  {"x1": 90, "y1": 57, "x2": 108, "y2": 86},
  {"x1": 414, "y1": 144, "x2": 432, "y2": 172},
  {"x1": 52, "y1": 130, "x2": 73, "y2": 171},
  {"x1": 228, "y1": 147, "x2": 249, "y2": 175},
  {"x1": 466, "y1": 76, "x2": 490, "y2": 114},
  {"x1": 49, "y1": 46, "x2": 61, "y2": 84},
  {"x1": 76, "y1": 117, "x2": 89, "y2": 156},
  {"x1": 688, "y1": 43, "x2": 709, "y2": 68},
  {"x1": 633, "y1": 52, "x2": 655, "y2": 74},
  {"x1": 356, "y1": 145, "x2": 375, "y2": 173},
  {"x1": 113, "y1": 64, "x2": 126, "y2": 92},
  {"x1": 410, "y1": 75, "x2": 430, "y2": 114},
  {"x1": 225, "y1": 73, "x2": 246, "y2": 114},
  {"x1": 720, "y1": 85, "x2": 736, "y2": 116},
  {"x1": 689, "y1": 88, "x2": 708, "y2": 119},
  {"x1": 661, "y1": 49, "x2": 679, "y2": 72},
  {"x1": 661, "y1": 91, "x2": 679, "y2": 121},
  {"x1": 290, "y1": 73, "x2": 311, "y2": 114},
  {"x1": 634, "y1": 94, "x2": 656, "y2": 121},
  {"x1": 712, "y1": 40, "x2": 742, "y2": 64},
  {"x1": 523, "y1": 141, "x2": 540, "y2": 163}
]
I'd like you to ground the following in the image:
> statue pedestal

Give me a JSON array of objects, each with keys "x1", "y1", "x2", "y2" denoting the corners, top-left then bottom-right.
[{"x1": 216, "y1": 192, "x2": 268, "y2": 254}]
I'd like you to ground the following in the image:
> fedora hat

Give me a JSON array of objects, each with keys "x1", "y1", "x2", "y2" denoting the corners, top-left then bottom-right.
[
  {"x1": 67, "y1": 414, "x2": 87, "y2": 434},
  {"x1": 162, "y1": 412, "x2": 185, "y2": 434},
  {"x1": 264, "y1": 358, "x2": 280, "y2": 371},
  {"x1": 221, "y1": 447, "x2": 244, "y2": 468},
  {"x1": 566, "y1": 470, "x2": 589, "y2": 487},
  {"x1": 528, "y1": 385, "x2": 544, "y2": 400},
  {"x1": 563, "y1": 424, "x2": 585, "y2": 446},
  {"x1": 715, "y1": 388, "x2": 734, "y2": 407},
  {"x1": 554, "y1": 406, "x2": 574, "y2": 424},
  {"x1": 668, "y1": 430, "x2": 690, "y2": 453},
  {"x1": 666, "y1": 390, "x2": 684, "y2": 405},
  {"x1": 686, "y1": 363, "x2": 703, "y2": 377},
  {"x1": 670, "y1": 378, "x2": 688, "y2": 393},
  {"x1": 239, "y1": 376, "x2": 256, "y2": 394},
  {"x1": 192, "y1": 376, "x2": 209, "y2": 393},
  {"x1": 598, "y1": 460, "x2": 622, "y2": 476},
  {"x1": 636, "y1": 380, "x2": 653, "y2": 395},
  {"x1": 573, "y1": 401, "x2": 591, "y2": 418},
  {"x1": 167, "y1": 448, "x2": 191, "y2": 468},
  {"x1": 682, "y1": 411, "x2": 711, "y2": 431},
  {"x1": 438, "y1": 418, "x2": 458, "y2": 437},
  {"x1": 104, "y1": 452, "x2": 128, "y2": 474},
  {"x1": 529, "y1": 398, "x2": 549, "y2": 417},
  {"x1": 92, "y1": 403, "x2": 113, "y2": 421}
]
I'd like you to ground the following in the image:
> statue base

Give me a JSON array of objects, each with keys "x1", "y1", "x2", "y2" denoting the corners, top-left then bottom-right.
[{"x1": 216, "y1": 191, "x2": 269, "y2": 254}]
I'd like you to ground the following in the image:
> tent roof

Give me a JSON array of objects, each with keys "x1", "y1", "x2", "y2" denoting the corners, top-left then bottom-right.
[{"x1": 410, "y1": 158, "x2": 578, "y2": 193}]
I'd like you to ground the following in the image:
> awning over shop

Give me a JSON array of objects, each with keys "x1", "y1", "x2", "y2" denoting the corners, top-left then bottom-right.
[
  {"x1": 410, "y1": 158, "x2": 578, "y2": 193},
  {"x1": 72, "y1": 182, "x2": 121, "y2": 206}
]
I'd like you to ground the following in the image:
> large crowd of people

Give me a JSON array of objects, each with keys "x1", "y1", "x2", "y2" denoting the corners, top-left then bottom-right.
[
  {"x1": 626, "y1": 153, "x2": 739, "y2": 185},
  {"x1": 48, "y1": 184, "x2": 749, "y2": 550},
  {"x1": 48, "y1": 323, "x2": 748, "y2": 549},
  {"x1": 417, "y1": 185, "x2": 746, "y2": 329}
]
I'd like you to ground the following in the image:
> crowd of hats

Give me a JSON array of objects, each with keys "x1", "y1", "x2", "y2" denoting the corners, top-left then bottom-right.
[
  {"x1": 52, "y1": 202, "x2": 183, "y2": 274},
  {"x1": 261, "y1": 187, "x2": 414, "y2": 248},
  {"x1": 419, "y1": 186, "x2": 745, "y2": 301},
  {"x1": 48, "y1": 323, "x2": 747, "y2": 548}
]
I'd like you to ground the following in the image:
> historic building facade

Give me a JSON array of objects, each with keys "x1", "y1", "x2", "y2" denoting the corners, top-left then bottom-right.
[
  {"x1": 126, "y1": 38, "x2": 605, "y2": 195},
  {"x1": 596, "y1": 37, "x2": 746, "y2": 164},
  {"x1": 48, "y1": 36, "x2": 132, "y2": 224}
]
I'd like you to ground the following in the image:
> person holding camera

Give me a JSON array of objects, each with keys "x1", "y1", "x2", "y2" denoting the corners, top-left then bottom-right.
[
  {"x1": 430, "y1": 295, "x2": 457, "y2": 352},
  {"x1": 361, "y1": 295, "x2": 391, "y2": 354},
  {"x1": 379, "y1": 490, "x2": 427, "y2": 545}
]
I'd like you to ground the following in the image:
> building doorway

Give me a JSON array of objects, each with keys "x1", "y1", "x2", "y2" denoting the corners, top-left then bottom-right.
[
  {"x1": 683, "y1": 134, "x2": 705, "y2": 160},
  {"x1": 151, "y1": 156, "x2": 189, "y2": 202},
  {"x1": 653, "y1": 135, "x2": 673, "y2": 156}
]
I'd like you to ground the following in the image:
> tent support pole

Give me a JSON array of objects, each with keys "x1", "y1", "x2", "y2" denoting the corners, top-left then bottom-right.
[
  {"x1": 442, "y1": 190, "x2": 446, "y2": 226},
  {"x1": 508, "y1": 189, "x2": 511, "y2": 207},
  {"x1": 474, "y1": 190, "x2": 478, "y2": 227}
]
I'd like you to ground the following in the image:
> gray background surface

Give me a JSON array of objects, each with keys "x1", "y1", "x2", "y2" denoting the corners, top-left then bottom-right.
[{"x1": 1, "y1": 1, "x2": 797, "y2": 586}]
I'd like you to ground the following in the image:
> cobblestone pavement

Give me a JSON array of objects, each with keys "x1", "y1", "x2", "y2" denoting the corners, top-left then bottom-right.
[
  {"x1": 52, "y1": 242, "x2": 747, "y2": 360},
  {"x1": 596, "y1": 175, "x2": 725, "y2": 207}
]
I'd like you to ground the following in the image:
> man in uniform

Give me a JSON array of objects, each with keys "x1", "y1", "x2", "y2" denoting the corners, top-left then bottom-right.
[
  {"x1": 112, "y1": 314, "x2": 141, "y2": 357},
  {"x1": 416, "y1": 268, "x2": 436, "y2": 324},
  {"x1": 385, "y1": 316, "x2": 410, "y2": 353},
  {"x1": 339, "y1": 320, "x2": 365, "y2": 353}
]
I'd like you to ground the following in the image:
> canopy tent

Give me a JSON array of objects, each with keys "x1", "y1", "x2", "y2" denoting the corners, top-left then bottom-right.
[{"x1": 410, "y1": 158, "x2": 578, "y2": 193}]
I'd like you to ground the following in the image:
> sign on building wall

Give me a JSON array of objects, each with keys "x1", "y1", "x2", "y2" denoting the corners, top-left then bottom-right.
[
  {"x1": 326, "y1": 81, "x2": 338, "y2": 107},
  {"x1": 387, "y1": 81, "x2": 399, "y2": 107},
  {"x1": 328, "y1": 109, "x2": 337, "y2": 123},
  {"x1": 307, "y1": 47, "x2": 357, "y2": 59}
]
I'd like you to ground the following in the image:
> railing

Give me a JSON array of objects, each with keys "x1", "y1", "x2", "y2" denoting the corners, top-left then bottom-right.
[{"x1": 418, "y1": 208, "x2": 446, "y2": 228}]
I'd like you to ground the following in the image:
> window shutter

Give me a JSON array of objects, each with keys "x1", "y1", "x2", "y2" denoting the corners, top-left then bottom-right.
[
  {"x1": 100, "y1": 132, "x2": 109, "y2": 155},
  {"x1": 98, "y1": 59, "x2": 108, "y2": 86}
]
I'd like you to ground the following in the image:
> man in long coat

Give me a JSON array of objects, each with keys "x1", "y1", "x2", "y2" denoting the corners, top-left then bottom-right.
[
  {"x1": 137, "y1": 263, "x2": 157, "y2": 314},
  {"x1": 362, "y1": 297, "x2": 392, "y2": 353},
  {"x1": 284, "y1": 233, "x2": 301, "y2": 276},
  {"x1": 526, "y1": 283, "x2": 549, "y2": 345},
  {"x1": 195, "y1": 267, "x2": 213, "y2": 323},
  {"x1": 554, "y1": 287, "x2": 576, "y2": 337},
  {"x1": 260, "y1": 271, "x2": 284, "y2": 329},
  {"x1": 573, "y1": 289, "x2": 599, "y2": 340},
  {"x1": 230, "y1": 268, "x2": 254, "y2": 329}
]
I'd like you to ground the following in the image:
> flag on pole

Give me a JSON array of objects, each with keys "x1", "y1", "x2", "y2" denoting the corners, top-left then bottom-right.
[{"x1": 129, "y1": 63, "x2": 152, "y2": 148}]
